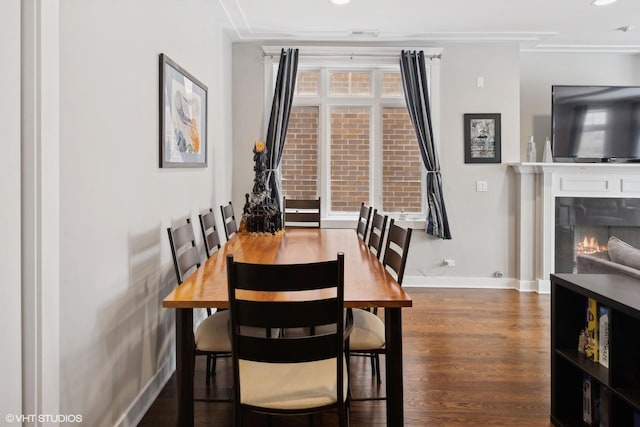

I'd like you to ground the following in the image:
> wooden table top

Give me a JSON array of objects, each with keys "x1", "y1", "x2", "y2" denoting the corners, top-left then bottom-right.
[{"x1": 163, "y1": 228, "x2": 412, "y2": 309}]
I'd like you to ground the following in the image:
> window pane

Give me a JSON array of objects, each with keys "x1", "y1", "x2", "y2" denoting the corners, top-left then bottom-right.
[
  {"x1": 382, "y1": 107, "x2": 422, "y2": 213},
  {"x1": 295, "y1": 70, "x2": 319, "y2": 96},
  {"x1": 331, "y1": 107, "x2": 370, "y2": 212},
  {"x1": 281, "y1": 106, "x2": 319, "y2": 199},
  {"x1": 382, "y1": 72, "x2": 403, "y2": 97},
  {"x1": 329, "y1": 71, "x2": 371, "y2": 96},
  {"x1": 329, "y1": 71, "x2": 350, "y2": 95},
  {"x1": 350, "y1": 72, "x2": 371, "y2": 95}
]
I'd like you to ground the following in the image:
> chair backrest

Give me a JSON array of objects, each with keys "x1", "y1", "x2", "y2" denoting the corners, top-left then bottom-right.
[
  {"x1": 198, "y1": 208, "x2": 221, "y2": 258},
  {"x1": 367, "y1": 209, "x2": 388, "y2": 259},
  {"x1": 226, "y1": 252, "x2": 348, "y2": 408},
  {"x1": 283, "y1": 197, "x2": 321, "y2": 228},
  {"x1": 220, "y1": 201, "x2": 238, "y2": 240},
  {"x1": 167, "y1": 218, "x2": 201, "y2": 284},
  {"x1": 356, "y1": 203, "x2": 372, "y2": 241},
  {"x1": 382, "y1": 219, "x2": 412, "y2": 285}
]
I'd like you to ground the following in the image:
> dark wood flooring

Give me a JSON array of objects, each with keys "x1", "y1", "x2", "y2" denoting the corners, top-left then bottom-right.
[{"x1": 140, "y1": 288, "x2": 552, "y2": 426}]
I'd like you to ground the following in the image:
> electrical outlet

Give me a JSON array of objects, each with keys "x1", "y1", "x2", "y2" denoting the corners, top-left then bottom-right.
[
  {"x1": 476, "y1": 180, "x2": 488, "y2": 192},
  {"x1": 443, "y1": 259, "x2": 455, "y2": 267}
]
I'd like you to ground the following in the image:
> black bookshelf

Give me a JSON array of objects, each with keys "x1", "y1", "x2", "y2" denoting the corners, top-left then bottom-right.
[{"x1": 551, "y1": 273, "x2": 640, "y2": 426}]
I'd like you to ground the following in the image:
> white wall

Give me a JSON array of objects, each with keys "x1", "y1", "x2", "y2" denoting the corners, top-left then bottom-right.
[
  {"x1": 520, "y1": 52, "x2": 640, "y2": 160},
  {"x1": 0, "y1": 0, "x2": 22, "y2": 418},
  {"x1": 58, "y1": 0, "x2": 232, "y2": 425},
  {"x1": 232, "y1": 42, "x2": 521, "y2": 283}
]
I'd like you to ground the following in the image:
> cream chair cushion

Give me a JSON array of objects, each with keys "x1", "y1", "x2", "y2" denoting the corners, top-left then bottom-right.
[
  {"x1": 239, "y1": 356, "x2": 349, "y2": 410},
  {"x1": 194, "y1": 310, "x2": 232, "y2": 352},
  {"x1": 348, "y1": 308, "x2": 385, "y2": 351},
  {"x1": 195, "y1": 310, "x2": 280, "y2": 352}
]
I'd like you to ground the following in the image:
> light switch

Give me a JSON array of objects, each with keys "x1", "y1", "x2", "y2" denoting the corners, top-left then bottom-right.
[
  {"x1": 476, "y1": 180, "x2": 488, "y2": 192},
  {"x1": 476, "y1": 76, "x2": 484, "y2": 88}
]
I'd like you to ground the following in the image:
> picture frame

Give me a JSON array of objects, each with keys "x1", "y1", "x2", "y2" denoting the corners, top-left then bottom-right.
[
  {"x1": 463, "y1": 113, "x2": 501, "y2": 164},
  {"x1": 159, "y1": 54, "x2": 207, "y2": 168}
]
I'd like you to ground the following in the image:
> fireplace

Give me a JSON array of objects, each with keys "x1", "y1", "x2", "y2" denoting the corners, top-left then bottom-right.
[
  {"x1": 555, "y1": 197, "x2": 640, "y2": 273},
  {"x1": 511, "y1": 163, "x2": 640, "y2": 292}
]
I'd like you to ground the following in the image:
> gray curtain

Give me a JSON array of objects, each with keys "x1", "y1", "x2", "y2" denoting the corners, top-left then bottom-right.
[
  {"x1": 400, "y1": 50, "x2": 452, "y2": 239},
  {"x1": 265, "y1": 48, "x2": 299, "y2": 210}
]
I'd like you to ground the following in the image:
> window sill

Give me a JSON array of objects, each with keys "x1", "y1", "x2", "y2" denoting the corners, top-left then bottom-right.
[{"x1": 321, "y1": 215, "x2": 425, "y2": 230}]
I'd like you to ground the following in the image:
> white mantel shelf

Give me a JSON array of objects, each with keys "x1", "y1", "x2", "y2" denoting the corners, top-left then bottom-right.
[
  {"x1": 509, "y1": 162, "x2": 640, "y2": 294},
  {"x1": 511, "y1": 162, "x2": 640, "y2": 174}
]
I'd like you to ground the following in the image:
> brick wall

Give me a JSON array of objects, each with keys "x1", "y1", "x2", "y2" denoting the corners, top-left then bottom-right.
[
  {"x1": 329, "y1": 71, "x2": 371, "y2": 96},
  {"x1": 295, "y1": 70, "x2": 319, "y2": 96},
  {"x1": 331, "y1": 107, "x2": 370, "y2": 212},
  {"x1": 382, "y1": 72, "x2": 403, "y2": 96},
  {"x1": 382, "y1": 107, "x2": 422, "y2": 212},
  {"x1": 281, "y1": 106, "x2": 319, "y2": 199}
]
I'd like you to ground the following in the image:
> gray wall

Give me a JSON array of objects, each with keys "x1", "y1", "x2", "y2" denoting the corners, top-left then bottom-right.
[
  {"x1": 57, "y1": 1, "x2": 232, "y2": 425},
  {"x1": 232, "y1": 44, "x2": 640, "y2": 284},
  {"x1": 232, "y1": 42, "x2": 521, "y2": 281}
]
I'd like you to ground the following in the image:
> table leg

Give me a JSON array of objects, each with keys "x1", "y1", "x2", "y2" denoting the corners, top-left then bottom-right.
[
  {"x1": 385, "y1": 307, "x2": 404, "y2": 426},
  {"x1": 176, "y1": 308, "x2": 194, "y2": 426}
]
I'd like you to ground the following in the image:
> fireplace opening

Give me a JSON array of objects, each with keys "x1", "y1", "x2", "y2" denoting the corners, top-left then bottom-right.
[{"x1": 555, "y1": 197, "x2": 640, "y2": 273}]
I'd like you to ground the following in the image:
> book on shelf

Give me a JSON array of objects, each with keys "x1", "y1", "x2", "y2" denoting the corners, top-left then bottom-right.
[
  {"x1": 585, "y1": 298, "x2": 599, "y2": 362},
  {"x1": 599, "y1": 305, "x2": 610, "y2": 368},
  {"x1": 582, "y1": 375, "x2": 603, "y2": 426},
  {"x1": 583, "y1": 375, "x2": 593, "y2": 425},
  {"x1": 600, "y1": 385, "x2": 611, "y2": 427}
]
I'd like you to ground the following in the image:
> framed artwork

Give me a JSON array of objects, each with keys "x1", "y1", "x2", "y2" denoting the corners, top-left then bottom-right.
[
  {"x1": 159, "y1": 54, "x2": 207, "y2": 168},
  {"x1": 463, "y1": 113, "x2": 501, "y2": 164}
]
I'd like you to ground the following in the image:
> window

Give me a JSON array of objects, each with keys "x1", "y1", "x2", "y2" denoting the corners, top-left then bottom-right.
[
  {"x1": 271, "y1": 48, "x2": 440, "y2": 220},
  {"x1": 579, "y1": 109, "x2": 608, "y2": 157}
]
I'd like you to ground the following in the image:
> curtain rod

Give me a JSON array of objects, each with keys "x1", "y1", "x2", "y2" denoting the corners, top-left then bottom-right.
[{"x1": 262, "y1": 51, "x2": 442, "y2": 60}]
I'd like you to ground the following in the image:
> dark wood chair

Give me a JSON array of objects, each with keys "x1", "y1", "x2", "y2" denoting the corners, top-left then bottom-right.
[
  {"x1": 283, "y1": 197, "x2": 321, "y2": 228},
  {"x1": 167, "y1": 218, "x2": 231, "y2": 388},
  {"x1": 349, "y1": 219, "x2": 412, "y2": 386},
  {"x1": 367, "y1": 209, "x2": 388, "y2": 260},
  {"x1": 220, "y1": 201, "x2": 238, "y2": 240},
  {"x1": 198, "y1": 208, "x2": 222, "y2": 258},
  {"x1": 356, "y1": 203, "x2": 372, "y2": 241},
  {"x1": 226, "y1": 253, "x2": 352, "y2": 427}
]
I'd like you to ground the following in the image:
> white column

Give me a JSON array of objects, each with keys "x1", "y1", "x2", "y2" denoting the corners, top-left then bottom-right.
[
  {"x1": 514, "y1": 167, "x2": 537, "y2": 290},
  {"x1": 0, "y1": 0, "x2": 23, "y2": 420},
  {"x1": 22, "y1": 1, "x2": 61, "y2": 425},
  {"x1": 538, "y1": 170, "x2": 554, "y2": 293}
]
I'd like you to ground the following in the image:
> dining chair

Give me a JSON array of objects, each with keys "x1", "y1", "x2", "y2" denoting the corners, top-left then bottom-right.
[
  {"x1": 220, "y1": 201, "x2": 238, "y2": 240},
  {"x1": 167, "y1": 218, "x2": 231, "y2": 387},
  {"x1": 356, "y1": 203, "x2": 372, "y2": 241},
  {"x1": 367, "y1": 209, "x2": 388, "y2": 260},
  {"x1": 349, "y1": 219, "x2": 412, "y2": 386},
  {"x1": 199, "y1": 208, "x2": 222, "y2": 258},
  {"x1": 283, "y1": 197, "x2": 321, "y2": 228},
  {"x1": 226, "y1": 252, "x2": 352, "y2": 427}
]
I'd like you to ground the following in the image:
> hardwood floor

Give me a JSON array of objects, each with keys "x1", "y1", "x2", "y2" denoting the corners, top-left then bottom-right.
[{"x1": 140, "y1": 288, "x2": 552, "y2": 426}]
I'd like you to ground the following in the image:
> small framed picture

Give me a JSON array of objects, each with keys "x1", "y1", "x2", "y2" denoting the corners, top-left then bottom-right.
[
  {"x1": 159, "y1": 54, "x2": 207, "y2": 168},
  {"x1": 464, "y1": 113, "x2": 501, "y2": 164}
]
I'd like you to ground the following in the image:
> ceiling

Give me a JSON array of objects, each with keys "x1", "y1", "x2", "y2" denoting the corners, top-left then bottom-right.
[{"x1": 217, "y1": 0, "x2": 640, "y2": 52}]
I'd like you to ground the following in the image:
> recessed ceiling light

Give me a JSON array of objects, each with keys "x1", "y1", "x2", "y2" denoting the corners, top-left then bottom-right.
[
  {"x1": 331, "y1": 0, "x2": 351, "y2": 5},
  {"x1": 591, "y1": 0, "x2": 616, "y2": 6}
]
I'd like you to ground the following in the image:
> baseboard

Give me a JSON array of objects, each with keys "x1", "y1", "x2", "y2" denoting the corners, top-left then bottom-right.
[
  {"x1": 404, "y1": 275, "x2": 550, "y2": 293},
  {"x1": 113, "y1": 355, "x2": 175, "y2": 427}
]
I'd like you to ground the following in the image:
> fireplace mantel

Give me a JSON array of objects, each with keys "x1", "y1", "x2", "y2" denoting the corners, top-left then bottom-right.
[{"x1": 511, "y1": 162, "x2": 640, "y2": 293}]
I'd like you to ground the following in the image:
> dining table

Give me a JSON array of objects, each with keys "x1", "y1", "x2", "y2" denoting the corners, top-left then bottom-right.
[{"x1": 162, "y1": 227, "x2": 413, "y2": 426}]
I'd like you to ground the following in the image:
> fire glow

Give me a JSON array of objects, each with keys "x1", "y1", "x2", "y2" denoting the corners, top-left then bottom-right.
[{"x1": 576, "y1": 236, "x2": 608, "y2": 255}]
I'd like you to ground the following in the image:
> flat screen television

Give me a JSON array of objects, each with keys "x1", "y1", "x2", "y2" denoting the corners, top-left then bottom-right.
[{"x1": 551, "y1": 85, "x2": 640, "y2": 162}]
